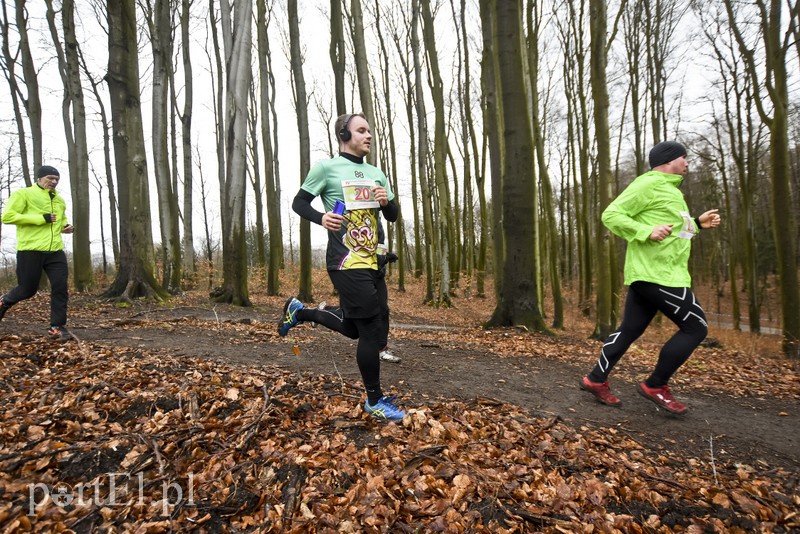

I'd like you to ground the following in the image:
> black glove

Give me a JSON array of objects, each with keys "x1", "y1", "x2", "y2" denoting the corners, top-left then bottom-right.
[{"x1": 377, "y1": 252, "x2": 398, "y2": 269}]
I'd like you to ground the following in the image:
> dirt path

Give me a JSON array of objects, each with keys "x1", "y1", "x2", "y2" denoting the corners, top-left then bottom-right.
[{"x1": 5, "y1": 301, "x2": 799, "y2": 476}]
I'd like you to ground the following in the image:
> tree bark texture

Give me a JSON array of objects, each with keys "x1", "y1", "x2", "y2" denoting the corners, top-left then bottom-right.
[
  {"x1": 288, "y1": 0, "x2": 313, "y2": 302},
  {"x1": 212, "y1": 0, "x2": 252, "y2": 306},
  {"x1": 485, "y1": 0, "x2": 547, "y2": 331},
  {"x1": 104, "y1": 0, "x2": 167, "y2": 301}
]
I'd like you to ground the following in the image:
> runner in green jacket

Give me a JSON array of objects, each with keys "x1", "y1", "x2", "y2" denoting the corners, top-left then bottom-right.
[
  {"x1": 581, "y1": 141, "x2": 721, "y2": 414},
  {"x1": 0, "y1": 166, "x2": 74, "y2": 339}
]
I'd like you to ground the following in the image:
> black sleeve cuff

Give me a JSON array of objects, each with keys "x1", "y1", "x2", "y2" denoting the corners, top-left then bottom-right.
[
  {"x1": 292, "y1": 189, "x2": 324, "y2": 226},
  {"x1": 43, "y1": 214, "x2": 53, "y2": 223},
  {"x1": 380, "y1": 199, "x2": 399, "y2": 222},
  {"x1": 694, "y1": 217, "x2": 701, "y2": 231}
]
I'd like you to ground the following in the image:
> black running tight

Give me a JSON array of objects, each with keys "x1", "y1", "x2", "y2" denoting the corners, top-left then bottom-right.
[
  {"x1": 4, "y1": 250, "x2": 69, "y2": 326},
  {"x1": 299, "y1": 307, "x2": 385, "y2": 405},
  {"x1": 588, "y1": 281, "x2": 708, "y2": 387},
  {"x1": 301, "y1": 279, "x2": 389, "y2": 347}
]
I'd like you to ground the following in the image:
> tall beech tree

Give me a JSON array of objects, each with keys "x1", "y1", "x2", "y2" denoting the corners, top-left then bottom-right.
[
  {"x1": 420, "y1": 0, "x2": 455, "y2": 306},
  {"x1": 256, "y1": 0, "x2": 282, "y2": 295},
  {"x1": 211, "y1": 0, "x2": 252, "y2": 306},
  {"x1": 288, "y1": 0, "x2": 313, "y2": 302},
  {"x1": 44, "y1": 0, "x2": 93, "y2": 291},
  {"x1": 144, "y1": 0, "x2": 182, "y2": 292},
  {"x1": 589, "y1": 0, "x2": 614, "y2": 339},
  {"x1": 178, "y1": 0, "x2": 196, "y2": 279},
  {"x1": 527, "y1": 0, "x2": 564, "y2": 328},
  {"x1": 411, "y1": 0, "x2": 436, "y2": 302},
  {"x1": 104, "y1": 0, "x2": 167, "y2": 302},
  {"x1": 484, "y1": 0, "x2": 547, "y2": 331}
]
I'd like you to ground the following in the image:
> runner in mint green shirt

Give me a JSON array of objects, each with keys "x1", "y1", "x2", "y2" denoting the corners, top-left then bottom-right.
[
  {"x1": 278, "y1": 113, "x2": 406, "y2": 422},
  {"x1": 581, "y1": 141, "x2": 721, "y2": 414}
]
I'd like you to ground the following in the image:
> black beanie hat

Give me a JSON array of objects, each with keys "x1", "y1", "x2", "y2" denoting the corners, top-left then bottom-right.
[
  {"x1": 648, "y1": 141, "x2": 687, "y2": 169},
  {"x1": 36, "y1": 165, "x2": 60, "y2": 179}
]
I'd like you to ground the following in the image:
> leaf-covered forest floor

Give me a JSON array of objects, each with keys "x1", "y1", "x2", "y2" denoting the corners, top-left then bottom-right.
[{"x1": 1, "y1": 271, "x2": 798, "y2": 532}]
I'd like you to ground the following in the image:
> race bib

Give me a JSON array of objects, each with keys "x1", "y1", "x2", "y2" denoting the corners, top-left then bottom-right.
[
  {"x1": 677, "y1": 211, "x2": 696, "y2": 240},
  {"x1": 342, "y1": 179, "x2": 380, "y2": 210}
]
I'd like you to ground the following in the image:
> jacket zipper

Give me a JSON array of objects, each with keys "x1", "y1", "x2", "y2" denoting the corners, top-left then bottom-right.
[{"x1": 49, "y1": 193, "x2": 55, "y2": 251}]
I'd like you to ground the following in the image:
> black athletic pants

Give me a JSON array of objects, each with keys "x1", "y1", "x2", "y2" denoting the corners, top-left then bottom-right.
[
  {"x1": 301, "y1": 273, "x2": 390, "y2": 347},
  {"x1": 299, "y1": 269, "x2": 389, "y2": 405},
  {"x1": 588, "y1": 281, "x2": 708, "y2": 388},
  {"x1": 3, "y1": 250, "x2": 69, "y2": 327}
]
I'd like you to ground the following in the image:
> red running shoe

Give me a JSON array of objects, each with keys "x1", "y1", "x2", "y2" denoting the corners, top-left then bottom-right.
[
  {"x1": 0, "y1": 294, "x2": 10, "y2": 321},
  {"x1": 580, "y1": 376, "x2": 621, "y2": 406},
  {"x1": 637, "y1": 382, "x2": 688, "y2": 414}
]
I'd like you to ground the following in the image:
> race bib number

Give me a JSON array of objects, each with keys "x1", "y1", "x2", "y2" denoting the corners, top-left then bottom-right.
[
  {"x1": 677, "y1": 210, "x2": 696, "y2": 240},
  {"x1": 342, "y1": 179, "x2": 379, "y2": 210}
]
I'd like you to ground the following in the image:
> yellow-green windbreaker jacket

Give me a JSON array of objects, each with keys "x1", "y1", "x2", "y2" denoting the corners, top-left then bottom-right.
[
  {"x1": 1, "y1": 184, "x2": 69, "y2": 252},
  {"x1": 601, "y1": 171, "x2": 698, "y2": 288}
]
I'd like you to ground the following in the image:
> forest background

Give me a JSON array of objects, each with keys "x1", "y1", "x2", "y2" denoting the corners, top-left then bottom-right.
[{"x1": 0, "y1": 0, "x2": 799, "y2": 357}]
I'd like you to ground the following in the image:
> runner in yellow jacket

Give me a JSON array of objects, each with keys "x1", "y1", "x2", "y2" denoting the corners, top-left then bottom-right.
[{"x1": 0, "y1": 165, "x2": 74, "y2": 339}]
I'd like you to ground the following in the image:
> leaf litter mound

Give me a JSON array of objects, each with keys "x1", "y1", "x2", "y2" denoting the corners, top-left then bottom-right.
[{"x1": 1, "y1": 333, "x2": 798, "y2": 532}]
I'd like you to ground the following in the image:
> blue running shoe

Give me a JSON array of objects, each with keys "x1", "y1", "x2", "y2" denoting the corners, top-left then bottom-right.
[
  {"x1": 278, "y1": 297, "x2": 304, "y2": 336},
  {"x1": 364, "y1": 396, "x2": 406, "y2": 421}
]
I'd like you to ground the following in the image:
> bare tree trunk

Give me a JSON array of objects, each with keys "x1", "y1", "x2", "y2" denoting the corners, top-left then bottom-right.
[
  {"x1": 248, "y1": 86, "x2": 267, "y2": 271},
  {"x1": 179, "y1": 0, "x2": 195, "y2": 279},
  {"x1": 330, "y1": 0, "x2": 346, "y2": 115},
  {"x1": 208, "y1": 0, "x2": 226, "y2": 239},
  {"x1": 479, "y1": 0, "x2": 503, "y2": 300},
  {"x1": 92, "y1": 179, "x2": 108, "y2": 274},
  {"x1": 697, "y1": 6, "x2": 759, "y2": 331},
  {"x1": 209, "y1": 0, "x2": 252, "y2": 306},
  {"x1": 44, "y1": 0, "x2": 93, "y2": 291},
  {"x1": 196, "y1": 149, "x2": 215, "y2": 290},
  {"x1": 454, "y1": 0, "x2": 480, "y2": 295},
  {"x1": 644, "y1": 0, "x2": 685, "y2": 143},
  {"x1": 556, "y1": 0, "x2": 593, "y2": 315},
  {"x1": 389, "y1": 10, "x2": 424, "y2": 280},
  {"x1": 14, "y1": 1, "x2": 41, "y2": 173},
  {"x1": 411, "y1": 0, "x2": 436, "y2": 303},
  {"x1": 527, "y1": 0, "x2": 564, "y2": 328},
  {"x1": 349, "y1": 0, "x2": 376, "y2": 164},
  {"x1": 709, "y1": 135, "x2": 741, "y2": 331},
  {"x1": 484, "y1": 0, "x2": 547, "y2": 331},
  {"x1": 420, "y1": 0, "x2": 453, "y2": 306},
  {"x1": 266, "y1": 33, "x2": 284, "y2": 272},
  {"x1": 145, "y1": 0, "x2": 182, "y2": 292},
  {"x1": 256, "y1": 0, "x2": 281, "y2": 295},
  {"x1": 446, "y1": 140, "x2": 461, "y2": 289},
  {"x1": 589, "y1": 0, "x2": 615, "y2": 339},
  {"x1": 104, "y1": 0, "x2": 167, "y2": 302},
  {"x1": 623, "y1": 0, "x2": 647, "y2": 175},
  {"x1": 374, "y1": 1, "x2": 406, "y2": 290},
  {"x1": 288, "y1": 0, "x2": 312, "y2": 302}
]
